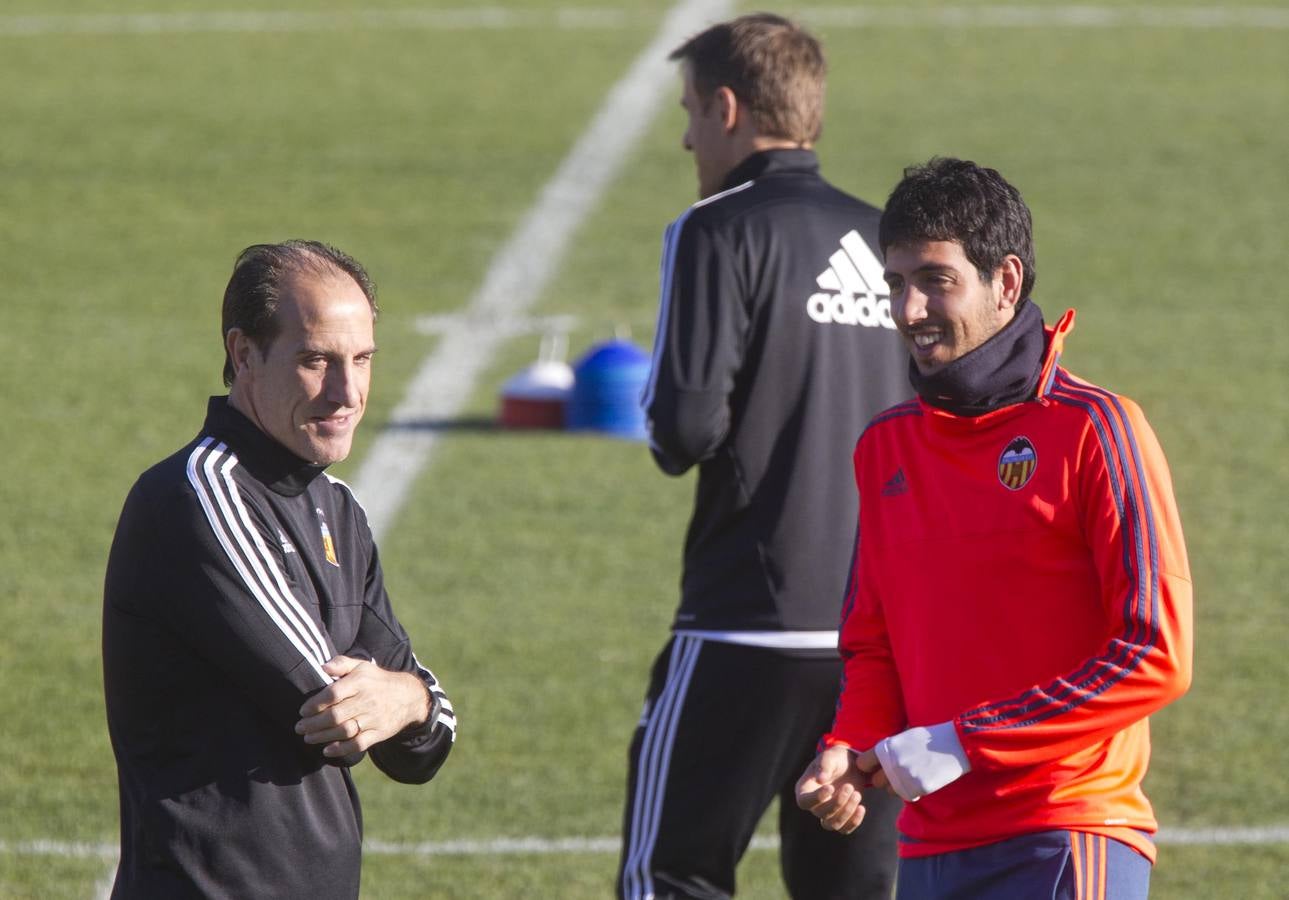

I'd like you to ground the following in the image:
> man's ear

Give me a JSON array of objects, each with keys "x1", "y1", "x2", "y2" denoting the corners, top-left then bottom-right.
[
  {"x1": 996, "y1": 255, "x2": 1025, "y2": 310},
  {"x1": 713, "y1": 85, "x2": 739, "y2": 133},
  {"x1": 226, "y1": 328, "x2": 255, "y2": 381}
]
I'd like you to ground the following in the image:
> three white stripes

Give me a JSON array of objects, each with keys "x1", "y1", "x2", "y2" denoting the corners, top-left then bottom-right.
[
  {"x1": 622, "y1": 635, "x2": 704, "y2": 900},
  {"x1": 818, "y1": 230, "x2": 888, "y2": 299},
  {"x1": 412, "y1": 650, "x2": 458, "y2": 741},
  {"x1": 186, "y1": 438, "x2": 335, "y2": 685},
  {"x1": 188, "y1": 441, "x2": 461, "y2": 737}
]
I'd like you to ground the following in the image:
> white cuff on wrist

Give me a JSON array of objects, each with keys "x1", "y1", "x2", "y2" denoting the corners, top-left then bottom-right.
[{"x1": 874, "y1": 721, "x2": 971, "y2": 802}]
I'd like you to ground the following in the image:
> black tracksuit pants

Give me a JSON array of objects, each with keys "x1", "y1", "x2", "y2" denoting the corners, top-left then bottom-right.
[{"x1": 617, "y1": 636, "x2": 900, "y2": 899}]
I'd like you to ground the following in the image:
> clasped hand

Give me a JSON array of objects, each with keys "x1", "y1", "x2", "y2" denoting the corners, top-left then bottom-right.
[
  {"x1": 295, "y1": 655, "x2": 430, "y2": 758},
  {"x1": 794, "y1": 744, "x2": 891, "y2": 834}
]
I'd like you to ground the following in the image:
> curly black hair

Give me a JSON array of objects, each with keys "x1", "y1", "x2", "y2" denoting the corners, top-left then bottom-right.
[{"x1": 879, "y1": 157, "x2": 1035, "y2": 300}]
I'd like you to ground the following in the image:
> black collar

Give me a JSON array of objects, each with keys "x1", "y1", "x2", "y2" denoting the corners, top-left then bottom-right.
[
  {"x1": 202, "y1": 396, "x2": 328, "y2": 497},
  {"x1": 909, "y1": 300, "x2": 1048, "y2": 417},
  {"x1": 719, "y1": 148, "x2": 819, "y2": 191}
]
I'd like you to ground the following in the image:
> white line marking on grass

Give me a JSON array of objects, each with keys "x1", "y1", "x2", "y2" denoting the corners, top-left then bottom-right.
[
  {"x1": 350, "y1": 0, "x2": 734, "y2": 540},
  {"x1": 91, "y1": 860, "x2": 117, "y2": 900},
  {"x1": 2, "y1": 6, "x2": 1285, "y2": 37},
  {"x1": 796, "y1": 6, "x2": 1289, "y2": 29},
  {"x1": 7, "y1": 826, "x2": 1288, "y2": 864},
  {"x1": 1, "y1": 839, "x2": 117, "y2": 858},
  {"x1": 1153, "y1": 825, "x2": 1289, "y2": 846},
  {"x1": 0, "y1": 8, "x2": 642, "y2": 37},
  {"x1": 412, "y1": 312, "x2": 580, "y2": 338},
  {"x1": 361, "y1": 827, "x2": 1289, "y2": 854}
]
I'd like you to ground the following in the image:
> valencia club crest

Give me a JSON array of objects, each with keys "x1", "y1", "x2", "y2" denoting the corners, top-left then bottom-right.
[
  {"x1": 998, "y1": 436, "x2": 1038, "y2": 491},
  {"x1": 316, "y1": 507, "x2": 340, "y2": 567}
]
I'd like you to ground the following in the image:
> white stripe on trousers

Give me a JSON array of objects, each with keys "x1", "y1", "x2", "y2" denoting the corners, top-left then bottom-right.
[
  {"x1": 622, "y1": 635, "x2": 704, "y2": 900},
  {"x1": 185, "y1": 438, "x2": 334, "y2": 684}
]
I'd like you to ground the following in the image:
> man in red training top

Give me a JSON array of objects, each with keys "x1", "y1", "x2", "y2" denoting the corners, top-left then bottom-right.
[{"x1": 795, "y1": 157, "x2": 1193, "y2": 899}]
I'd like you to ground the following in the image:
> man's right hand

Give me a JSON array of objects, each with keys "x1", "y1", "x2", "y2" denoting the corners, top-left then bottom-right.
[{"x1": 794, "y1": 744, "x2": 876, "y2": 834}]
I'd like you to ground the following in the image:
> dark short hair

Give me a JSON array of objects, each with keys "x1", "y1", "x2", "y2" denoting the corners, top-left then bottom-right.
[
  {"x1": 669, "y1": 13, "x2": 825, "y2": 145},
  {"x1": 879, "y1": 157, "x2": 1036, "y2": 301},
  {"x1": 220, "y1": 240, "x2": 378, "y2": 386}
]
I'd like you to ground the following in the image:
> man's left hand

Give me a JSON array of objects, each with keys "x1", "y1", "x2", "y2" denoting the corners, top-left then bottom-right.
[{"x1": 296, "y1": 655, "x2": 432, "y2": 757}]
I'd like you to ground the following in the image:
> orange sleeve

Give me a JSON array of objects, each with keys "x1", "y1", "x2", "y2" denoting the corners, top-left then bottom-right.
[{"x1": 956, "y1": 391, "x2": 1193, "y2": 770}]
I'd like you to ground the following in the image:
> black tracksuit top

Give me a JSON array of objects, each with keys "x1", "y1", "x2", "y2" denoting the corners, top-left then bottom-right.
[
  {"x1": 643, "y1": 149, "x2": 912, "y2": 636},
  {"x1": 103, "y1": 397, "x2": 455, "y2": 899}
]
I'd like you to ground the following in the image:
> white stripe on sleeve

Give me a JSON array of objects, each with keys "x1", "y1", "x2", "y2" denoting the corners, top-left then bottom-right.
[{"x1": 186, "y1": 438, "x2": 333, "y2": 685}]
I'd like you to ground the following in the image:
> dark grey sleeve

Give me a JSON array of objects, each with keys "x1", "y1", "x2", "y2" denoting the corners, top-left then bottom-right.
[{"x1": 641, "y1": 215, "x2": 750, "y2": 475}]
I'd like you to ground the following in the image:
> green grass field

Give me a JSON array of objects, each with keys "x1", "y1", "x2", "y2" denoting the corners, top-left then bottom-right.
[{"x1": 2, "y1": 1, "x2": 1287, "y2": 897}]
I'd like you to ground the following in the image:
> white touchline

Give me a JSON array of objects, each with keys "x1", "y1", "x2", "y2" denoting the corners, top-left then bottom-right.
[
  {"x1": 7, "y1": 826, "x2": 1289, "y2": 865},
  {"x1": 351, "y1": 0, "x2": 734, "y2": 541},
  {"x1": 2, "y1": 7, "x2": 1285, "y2": 37},
  {"x1": 0, "y1": 9, "x2": 640, "y2": 36},
  {"x1": 366, "y1": 826, "x2": 1289, "y2": 851},
  {"x1": 795, "y1": 5, "x2": 1289, "y2": 29},
  {"x1": 91, "y1": 860, "x2": 117, "y2": 900}
]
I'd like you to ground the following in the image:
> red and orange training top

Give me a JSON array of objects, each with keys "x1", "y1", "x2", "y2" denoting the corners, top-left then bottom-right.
[{"x1": 825, "y1": 310, "x2": 1193, "y2": 862}]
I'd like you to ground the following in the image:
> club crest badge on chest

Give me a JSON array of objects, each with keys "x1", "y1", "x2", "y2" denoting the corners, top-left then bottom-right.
[
  {"x1": 998, "y1": 436, "x2": 1037, "y2": 491},
  {"x1": 316, "y1": 507, "x2": 340, "y2": 567}
]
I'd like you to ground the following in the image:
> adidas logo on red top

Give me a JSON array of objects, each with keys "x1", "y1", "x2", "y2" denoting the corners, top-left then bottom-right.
[
  {"x1": 882, "y1": 468, "x2": 909, "y2": 496},
  {"x1": 807, "y1": 230, "x2": 896, "y2": 329}
]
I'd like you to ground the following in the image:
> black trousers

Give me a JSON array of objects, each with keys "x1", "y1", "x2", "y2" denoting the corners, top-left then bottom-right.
[{"x1": 617, "y1": 636, "x2": 900, "y2": 900}]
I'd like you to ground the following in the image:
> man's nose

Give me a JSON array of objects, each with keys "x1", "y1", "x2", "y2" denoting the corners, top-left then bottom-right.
[
  {"x1": 895, "y1": 288, "x2": 927, "y2": 327},
  {"x1": 327, "y1": 364, "x2": 361, "y2": 408}
]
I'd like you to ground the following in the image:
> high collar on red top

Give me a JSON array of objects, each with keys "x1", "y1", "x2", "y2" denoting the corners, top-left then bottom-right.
[{"x1": 910, "y1": 302, "x2": 1076, "y2": 421}]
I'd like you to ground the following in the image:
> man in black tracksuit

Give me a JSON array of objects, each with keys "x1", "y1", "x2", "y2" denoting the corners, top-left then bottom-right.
[
  {"x1": 103, "y1": 241, "x2": 455, "y2": 898},
  {"x1": 618, "y1": 16, "x2": 909, "y2": 900}
]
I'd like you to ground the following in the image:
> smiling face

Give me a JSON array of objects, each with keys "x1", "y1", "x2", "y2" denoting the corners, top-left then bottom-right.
[
  {"x1": 883, "y1": 240, "x2": 1023, "y2": 375},
  {"x1": 226, "y1": 272, "x2": 375, "y2": 465}
]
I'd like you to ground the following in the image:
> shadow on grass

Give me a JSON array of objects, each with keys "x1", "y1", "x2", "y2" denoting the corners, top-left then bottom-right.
[
  {"x1": 383, "y1": 417, "x2": 646, "y2": 445},
  {"x1": 386, "y1": 417, "x2": 501, "y2": 433}
]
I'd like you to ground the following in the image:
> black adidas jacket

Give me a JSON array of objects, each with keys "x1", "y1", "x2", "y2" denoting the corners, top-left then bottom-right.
[
  {"x1": 103, "y1": 397, "x2": 455, "y2": 899},
  {"x1": 643, "y1": 149, "x2": 911, "y2": 635}
]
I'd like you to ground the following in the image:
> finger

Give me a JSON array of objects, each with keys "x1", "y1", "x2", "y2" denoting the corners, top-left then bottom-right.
[
  {"x1": 835, "y1": 801, "x2": 868, "y2": 835},
  {"x1": 820, "y1": 784, "x2": 860, "y2": 831},
  {"x1": 798, "y1": 783, "x2": 837, "y2": 813},
  {"x1": 322, "y1": 655, "x2": 365, "y2": 678},
  {"x1": 794, "y1": 765, "x2": 825, "y2": 802},
  {"x1": 298, "y1": 712, "x2": 361, "y2": 744},
  {"x1": 298, "y1": 682, "x2": 343, "y2": 718},
  {"x1": 853, "y1": 747, "x2": 880, "y2": 773},
  {"x1": 323, "y1": 731, "x2": 372, "y2": 758},
  {"x1": 300, "y1": 660, "x2": 371, "y2": 718}
]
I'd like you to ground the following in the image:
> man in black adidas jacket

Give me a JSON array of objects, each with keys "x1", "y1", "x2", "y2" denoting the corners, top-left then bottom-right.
[
  {"x1": 619, "y1": 15, "x2": 910, "y2": 900},
  {"x1": 103, "y1": 241, "x2": 455, "y2": 898}
]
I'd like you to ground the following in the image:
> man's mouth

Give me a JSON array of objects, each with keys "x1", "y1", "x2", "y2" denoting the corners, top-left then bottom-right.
[
  {"x1": 907, "y1": 328, "x2": 943, "y2": 350},
  {"x1": 312, "y1": 413, "x2": 354, "y2": 431}
]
